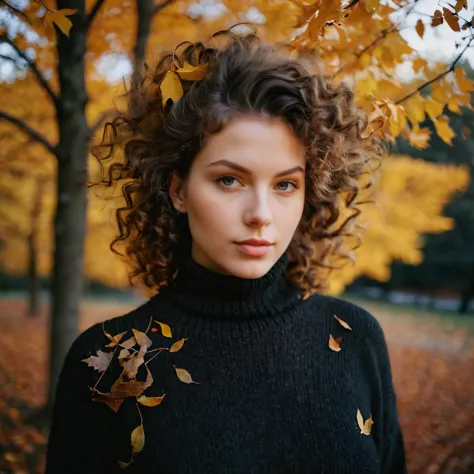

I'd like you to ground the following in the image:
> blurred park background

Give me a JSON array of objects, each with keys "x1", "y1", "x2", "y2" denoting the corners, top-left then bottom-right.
[{"x1": 1, "y1": 0, "x2": 474, "y2": 472}]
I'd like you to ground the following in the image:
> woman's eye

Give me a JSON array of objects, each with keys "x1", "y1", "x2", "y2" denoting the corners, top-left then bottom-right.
[
  {"x1": 276, "y1": 181, "x2": 297, "y2": 193},
  {"x1": 217, "y1": 176, "x2": 238, "y2": 187}
]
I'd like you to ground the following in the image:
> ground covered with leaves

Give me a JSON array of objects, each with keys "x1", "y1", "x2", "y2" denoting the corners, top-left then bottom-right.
[{"x1": 0, "y1": 297, "x2": 473, "y2": 474}]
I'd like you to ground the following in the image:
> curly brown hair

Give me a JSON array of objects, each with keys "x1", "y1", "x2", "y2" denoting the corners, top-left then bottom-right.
[{"x1": 90, "y1": 25, "x2": 382, "y2": 300}]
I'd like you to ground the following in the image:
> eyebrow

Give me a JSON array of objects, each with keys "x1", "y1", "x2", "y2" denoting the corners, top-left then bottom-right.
[{"x1": 207, "y1": 159, "x2": 305, "y2": 178}]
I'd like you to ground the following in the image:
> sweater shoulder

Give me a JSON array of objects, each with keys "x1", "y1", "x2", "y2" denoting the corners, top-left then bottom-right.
[{"x1": 304, "y1": 293, "x2": 388, "y2": 348}]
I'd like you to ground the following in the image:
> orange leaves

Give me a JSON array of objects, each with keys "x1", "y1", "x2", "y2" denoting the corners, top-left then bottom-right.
[
  {"x1": 434, "y1": 116, "x2": 456, "y2": 146},
  {"x1": 415, "y1": 19, "x2": 425, "y2": 39},
  {"x1": 408, "y1": 127, "x2": 431, "y2": 150},
  {"x1": 431, "y1": 9, "x2": 444, "y2": 27},
  {"x1": 356, "y1": 409, "x2": 374, "y2": 435},
  {"x1": 44, "y1": 8, "x2": 77, "y2": 36},
  {"x1": 83, "y1": 320, "x2": 197, "y2": 467},
  {"x1": 442, "y1": 8, "x2": 460, "y2": 32},
  {"x1": 334, "y1": 314, "x2": 352, "y2": 331},
  {"x1": 160, "y1": 72, "x2": 183, "y2": 108},
  {"x1": 328, "y1": 334, "x2": 343, "y2": 352}
]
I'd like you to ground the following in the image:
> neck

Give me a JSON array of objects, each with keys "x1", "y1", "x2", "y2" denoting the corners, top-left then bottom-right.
[{"x1": 157, "y1": 251, "x2": 301, "y2": 320}]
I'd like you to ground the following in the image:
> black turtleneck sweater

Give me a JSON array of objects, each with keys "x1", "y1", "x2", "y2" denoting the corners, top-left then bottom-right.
[{"x1": 45, "y1": 252, "x2": 407, "y2": 474}]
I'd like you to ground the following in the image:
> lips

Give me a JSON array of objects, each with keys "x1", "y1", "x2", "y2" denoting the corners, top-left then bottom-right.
[{"x1": 234, "y1": 239, "x2": 274, "y2": 256}]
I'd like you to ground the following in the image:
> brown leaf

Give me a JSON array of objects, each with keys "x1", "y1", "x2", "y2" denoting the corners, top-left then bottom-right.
[
  {"x1": 356, "y1": 409, "x2": 374, "y2": 435},
  {"x1": 174, "y1": 367, "x2": 199, "y2": 384},
  {"x1": 415, "y1": 19, "x2": 424, "y2": 39},
  {"x1": 103, "y1": 325, "x2": 127, "y2": 348},
  {"x1": 82, "y1": 350, "x2": 114, "y2": 373},
  {"x1": 89, "y1": 387, "x2": 124, "y2": 413},
  {"x1": 154, "y1": 320, "x2": 172, "y2": 338},
  {"x1": 120, "y1": 336, "x2": 137, "y2": 350},
  {"x1": 132, "y1": 329, "x2": 152, "y2": 349},
  {"x1": 443, "y1": 7, "x2": 460, "y2": 31},
  {"x1": 328, "y1": 334, "x2": 343, "y2": 352},
  {"x1": 131, "y1": 424, "x2": 145, "y2": 454},
  {"x1": 431, "y1": 9, "x2": 444, "y2": 27},
  {"x1": 454, "y1": 0, "x2": 467, "y2": 11},
  {"x1": 122, "y1": 351, "x2": 145, "y2": 379},
  {"x1": 119, "y1": 348, "x2": 131, "y2": 360},
  {"x1": 170, "y1": 338, "x2": 187, "y2": 353},
  {"x1": 110, "y1": 376, "x2": 148, "y2": 398},
  {"x1": 137, "y1": 394, "x2": 165, "y2": 407},
  {"x1": 333, "y1": 314, "x2": 352, "y2": 331}
]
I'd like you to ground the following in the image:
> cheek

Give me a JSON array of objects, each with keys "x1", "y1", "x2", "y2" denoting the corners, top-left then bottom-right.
[{"x1": 186, "y1": 187, "x2": 230, "y2": 232}]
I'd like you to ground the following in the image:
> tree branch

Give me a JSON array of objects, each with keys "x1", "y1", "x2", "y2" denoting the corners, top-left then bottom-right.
[
  {"x1": 153, "y1": 0, "x2": 173, "y2": 16},
  {"x1": 0, "y1": 35, "x2": 59, "y2": 107},
  {"x1": 0, "y1": 0, "x2": 27, "y2": 19},
  {"x1": 395, "y1": 35, "x2": 474, "y2": 104},
  {"x1": 0, "y1": 111, "x2": 57, "y2": 156},
  {"x1": 87, "y1": 0, "x2": 105, "y2": 27}
]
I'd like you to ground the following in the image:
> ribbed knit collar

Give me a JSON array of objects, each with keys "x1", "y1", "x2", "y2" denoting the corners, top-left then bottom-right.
[{"x1": 157, "y1": 251, "x2": 301, "y2": 320}]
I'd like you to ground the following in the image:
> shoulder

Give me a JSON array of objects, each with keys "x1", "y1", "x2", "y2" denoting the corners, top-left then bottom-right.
[
  {"x1": 67, "y1": 299, "x2": 153, "y2": 361},
  {"x1": 304, "y1": 293, "x2": 388, "y2": 348}
]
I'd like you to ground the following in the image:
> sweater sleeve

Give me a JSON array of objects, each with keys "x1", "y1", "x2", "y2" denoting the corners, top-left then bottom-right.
[
  {"x1": 366, "y1": 315, "x2": 408, "y2": 474},
  {"x1": 44, "y1": 323, "x2": 120, "y2": 474}
]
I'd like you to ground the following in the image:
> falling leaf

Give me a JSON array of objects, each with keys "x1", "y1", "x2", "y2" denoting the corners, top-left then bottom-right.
[
  {"x1": 443, "y1": 8, "x2": 460, "y2": 32},
  {"x1": 137, "y1": 394, "x2": 166, "y2": 407},
  {"x1": 132, "y1": 329, "x2": 152, "y2": 349},
  {"x1": 333, "y1": 314, "x2": 352, "y2": 331},
  {"x1": 160, "y1": 71, "x2": 183, "y2": 107},
  {"x1": 174, "y1": 366, "x2": 199, "y2": 384},
  {"x1": 175, "y1": 61, "x2": 209, "y2": 80},
  {"x1": 328, "y1": 334, "x2": 343, "y2": 352},
  {"x1": 82, "y1": 350, "x2": 114, "y2": 373},
  {"x1": 356, "y1": 409, "x2": 374, "y2": 435},
  {"x1": 431, "y1": 9, "x2": 444, "y2": 27},
  {"x1": 131, "y1": 424, "x2": 145, "y2": 453},
  {"x1": 89, "y1": 386, "x2": 124, "y2": 412},
  {"x1": 122, "y1": 350, "x2": 145, "y2": 379},
  {"x1": 170, "y1": 338, "x2": 187, "y2": 353},
  {"x1": 415, "y1": 19, "x2": 424, "y2": 38},
  {"x1": 154, "y1": 320, "x2": 172, "y2": 338},
  {"x1": 118, "y1": 459, "x2": 132, "y2": 469},
  {"x1": 434, "y1": 116, "x2": 455, "y2": 145},
  {"x1": 105, "y1": 330, "x2": 127, "y2": 348}
]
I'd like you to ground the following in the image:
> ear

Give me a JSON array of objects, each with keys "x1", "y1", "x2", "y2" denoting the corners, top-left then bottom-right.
[{"x1": 169, "y1": 172, "x2": 188, "y2": 213}]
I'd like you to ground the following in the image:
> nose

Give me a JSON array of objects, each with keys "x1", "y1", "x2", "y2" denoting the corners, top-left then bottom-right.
[{"x1": 243, "y1": 189, "x2": 272, "y2": 230}]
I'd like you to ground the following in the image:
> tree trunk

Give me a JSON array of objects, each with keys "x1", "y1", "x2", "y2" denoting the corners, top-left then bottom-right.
[
  {"x1": 26, "y1": 179, "x2": 44, "y2": 317},
  {"x1": 46, "y1": 0, "x2": 90, "y2": 413},
  {"x1": 458, "y1": 270, "x2": 474, "y2": 314},
  {"x1": 134, "y1": 0, "x2": 153, "y2": 64}
]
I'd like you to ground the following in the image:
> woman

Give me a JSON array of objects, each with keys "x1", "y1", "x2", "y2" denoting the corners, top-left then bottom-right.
[{"x1": 45, "y1": 27, "x2": 407, "y2": 474}]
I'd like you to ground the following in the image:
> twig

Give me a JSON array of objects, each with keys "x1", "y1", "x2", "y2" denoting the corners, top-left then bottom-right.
[
  {"x1": 395, "y1": 36, "x2": 473, "y2": 104},
  {"x1": 0, "y1": 111, "x2": 56, "y2": 155},
  {"x1": 87, "y1": 0, "x2": 105, "y2": 27},
  {"x1": 153, "y1": 0, "x2": 173, "y2": 16}
]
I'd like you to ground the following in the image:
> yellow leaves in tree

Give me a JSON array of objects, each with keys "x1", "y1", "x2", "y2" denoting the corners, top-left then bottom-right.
[
  {"x1": 434, "y1": 116, "x2": 456, "y2": 146},
  {"x1": 44, "y1": 8, "x2": 77, "y2": 36},
  {"x1": 408, "y1": 127, "x2": 431, "y2": 150},
  {"x1": 357, "y1": 409, "x2": 374, "y2": 435},
  {"x1": 455, "y1": 67, "x2": 474, "y2": 93}
]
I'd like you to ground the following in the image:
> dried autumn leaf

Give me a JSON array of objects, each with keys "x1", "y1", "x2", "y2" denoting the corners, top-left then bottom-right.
[
  {"x1": 443, "y1": 8, "x2": 460, "y2": 32},
  {"x1": 82, "y1": 349, "x2": 114, "y2": 373},
  {"x1": 118, "y1": 459, "x2": 132, "y2": 469},
  {"x1": 328, "y1": 334, "x2": 343, "y2": 352},
  {"x1": 154, "y1": 320, "x2": 172, "y2": 338},
  {"x1": 356, "y1": 409, "x2": 374, "y2": 435},
  {"x1": 454, "y1": 0, "x2": 467, "y2": 11},
  {"x1": 89, "y1": 387, "x2": 124, "y2": 413},
  {"x1": 131, "y1": 424, "x2": 145, "y2": 454},
  {"x1": 175, "y1": 61, "x2": 209, "y2": 80},
  {"x1": 174, "y1": 367, "x2": 199, "y2": 384},
  {"x1": 105, "y1": 330, "x2": 127, "y2": 348},
  {"x1": 454, "y1": 67, "x2": 474, "y2": 93},
  {"x1": 119, "y1": 348, "x2": 131, "y2": 360},
  {"x1": 415, "y1": 19, "x2": 424, "y2": 39},
  {"x1": 431, "y1": 9, "x2": 444, "y2": 27},
  {"x1": 120, "y1": 336, "x2": 137, "y2": 350},
  {"x1": 333, "y1": 314, "x2": 352, "y2": 331},
  {"x1": 132, "y1": 329, "x2": 152, "y2": 349},
  {"x1": 170, "y1": 338, "x2": 186, "y2": 353},
  {"x1": 160, "y1": 71, "x2": 183, "y2": 107},
  {"x1": 408, "y1": 127, "x2": 431, "y2": 150},
  {"x1": 137, "y1": 394, "x2": 166, "y2": 407},
  {"x1": 122, "y1": 351, "x2": 145, "y2": 379}
]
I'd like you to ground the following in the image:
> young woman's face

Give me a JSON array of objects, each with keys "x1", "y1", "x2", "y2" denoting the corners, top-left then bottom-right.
[{"x1": 170, "y1": 115, "x2": 306, "y2": 279}]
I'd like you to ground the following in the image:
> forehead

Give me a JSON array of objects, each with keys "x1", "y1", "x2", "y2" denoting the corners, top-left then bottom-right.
[{"x1": 195, "y1": 115, "x2": 306, "y2": 171}]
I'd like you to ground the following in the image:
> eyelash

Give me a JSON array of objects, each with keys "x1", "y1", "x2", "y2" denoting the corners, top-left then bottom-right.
[{"x1": 216, "y1": 176, "x2": 299, "y2": 194}]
